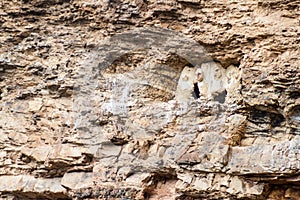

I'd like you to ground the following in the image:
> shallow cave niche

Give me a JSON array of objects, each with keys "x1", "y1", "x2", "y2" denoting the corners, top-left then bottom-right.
[
  {"x1": 100, "y1": 51, "x2": 198, "y2": 141},
  {"x1": 289, "y1": 91, "x2": 300, "y2": 99},
  {"x1": 249, "y1": 108, "x2": 285, "y2": 125},
  {"x1": 246, "y1": 107, "x2": 286, "y2": 136},
  {"x1": 290, "y1": 105, "x2": 300, "y2": 121},
  {"x1": 289, "y1": 105, "x2": 300, "y2": 127}
]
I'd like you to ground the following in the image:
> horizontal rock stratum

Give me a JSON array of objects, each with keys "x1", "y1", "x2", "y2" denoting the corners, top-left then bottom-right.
[{"x1": 0, "y1": 0, "x2": 299, "y2": 199}]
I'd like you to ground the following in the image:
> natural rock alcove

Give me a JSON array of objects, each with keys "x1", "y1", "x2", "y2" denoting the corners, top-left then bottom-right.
[{"x1": 0, "y1": 0, "x2": 299, "y2": 199}]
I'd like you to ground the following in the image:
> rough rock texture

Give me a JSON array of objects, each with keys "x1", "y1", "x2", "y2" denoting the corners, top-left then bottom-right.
[{"x1": 0, "y1": 0, "x2": 300, "y2": 199}]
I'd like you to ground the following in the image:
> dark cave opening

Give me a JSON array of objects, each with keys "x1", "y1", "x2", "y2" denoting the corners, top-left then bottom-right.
[{"x1": 193, "y1": 83, "x2": 200, "y2": 99}]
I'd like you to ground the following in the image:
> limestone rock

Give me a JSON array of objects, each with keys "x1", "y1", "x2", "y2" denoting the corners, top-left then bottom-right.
[
  {"x1": 0, "y1": 0, "x2": 299, "y2": 199},
  {"x1": 61, "y1": 172, "x2": 93, "y2": 190},
  {"x1": 0, "y1": 175, "x2": 67, "y2": 199}
]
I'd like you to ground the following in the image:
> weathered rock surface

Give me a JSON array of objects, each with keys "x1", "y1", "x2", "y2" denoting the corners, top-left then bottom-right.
[{"x1": 0, "y1": 0, "x2": 299, "y2": 199}]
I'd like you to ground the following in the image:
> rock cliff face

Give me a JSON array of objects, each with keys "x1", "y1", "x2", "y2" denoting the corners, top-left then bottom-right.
[{"x1": 0, "y1": 0, "x2": 299, "y2": 199}]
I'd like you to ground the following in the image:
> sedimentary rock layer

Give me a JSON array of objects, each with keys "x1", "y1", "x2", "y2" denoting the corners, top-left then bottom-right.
[{"x1": 0, "y1": 0, "x2": 299, "y2": 199}]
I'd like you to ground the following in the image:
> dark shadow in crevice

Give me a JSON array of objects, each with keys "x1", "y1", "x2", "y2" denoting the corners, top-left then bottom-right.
[{"x1": 193, "y1": 83, "x2": 200, "y2": 99}]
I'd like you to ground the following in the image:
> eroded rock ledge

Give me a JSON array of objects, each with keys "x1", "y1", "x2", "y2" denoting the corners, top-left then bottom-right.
[{"x1": 0, "y1": 0, "x2": 299, "y2": 199}]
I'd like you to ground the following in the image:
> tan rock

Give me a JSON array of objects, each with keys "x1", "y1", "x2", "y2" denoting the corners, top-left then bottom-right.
[
  {"x1": 0, "y1": 0, "x2": 299, "y2": 199},
  {"x1": 0, "y1": 175, "x2": 66, "y2": 194},
  {"x1": 61, "y1": 172, "x2": 93, "y2": 190}
]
